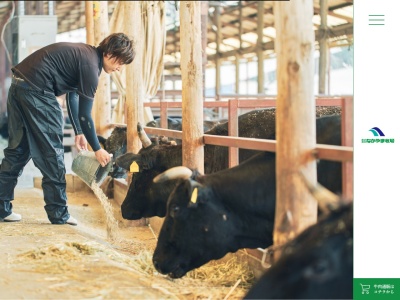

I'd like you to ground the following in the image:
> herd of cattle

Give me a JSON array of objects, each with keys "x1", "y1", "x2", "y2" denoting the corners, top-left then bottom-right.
[
  {"x1": 1, "y1": 108, "x2": 352, "y2": 299},
  {"x1": 96, "y1": 107, "x2": 352, "y2": 299}
]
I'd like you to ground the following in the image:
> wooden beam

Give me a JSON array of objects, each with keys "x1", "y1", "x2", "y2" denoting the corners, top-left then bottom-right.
[{"x1": 205, "y1": 23, "x2": 353, "y2": 61}]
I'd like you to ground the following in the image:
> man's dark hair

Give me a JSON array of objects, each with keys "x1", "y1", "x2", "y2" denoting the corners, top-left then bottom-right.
[{"x1": 98, "y1": 33, "x2": 135, "y2": 65}]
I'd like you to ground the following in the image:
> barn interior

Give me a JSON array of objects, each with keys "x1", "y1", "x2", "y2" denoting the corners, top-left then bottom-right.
[{"x1": 0, "y1": 1, "x2": 353, "y2": 299}]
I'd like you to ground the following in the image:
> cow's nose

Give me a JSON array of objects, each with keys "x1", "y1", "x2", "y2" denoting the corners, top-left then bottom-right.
[{"x1": 153, "y1": 259, "x2": 160, "y2": 271}]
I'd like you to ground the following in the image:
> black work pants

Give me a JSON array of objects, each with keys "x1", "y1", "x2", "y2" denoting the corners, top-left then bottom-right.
[{"x1": 0, "y1": 81, "x2": 70, "y2": 224}]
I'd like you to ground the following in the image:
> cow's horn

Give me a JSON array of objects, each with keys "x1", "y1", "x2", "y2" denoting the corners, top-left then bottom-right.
[
  {"x1": 137, "y1": 122, "x2": 152, "y2": 148},
  {"x1": 298, "y1": 169, "x2": 340, "y2": 213},
  {"x1": 153, "y1": 166, "x2": 193, "y2": 183}
]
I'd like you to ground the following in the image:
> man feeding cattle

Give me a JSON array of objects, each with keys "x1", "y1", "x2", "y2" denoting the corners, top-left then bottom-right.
[{"x1": 0, "y1": 33, "x2": 135, "y2": 225}]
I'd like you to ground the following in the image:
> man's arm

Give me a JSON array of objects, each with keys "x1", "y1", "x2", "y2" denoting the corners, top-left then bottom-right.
[
  {"x1": 76, "y1": 95, "x2": 112, "y2": 167},
  {"x1": 76, "y1": 96, "x2": 101, "y2": 151},
  {"x1": 65, "y1": 91, "x2": 83, "y2": 135}
]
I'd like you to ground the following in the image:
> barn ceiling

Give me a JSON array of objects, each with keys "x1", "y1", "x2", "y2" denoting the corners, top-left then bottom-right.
[{"x1": 0, "y1": 1, "x2": 353, "y2": 69}]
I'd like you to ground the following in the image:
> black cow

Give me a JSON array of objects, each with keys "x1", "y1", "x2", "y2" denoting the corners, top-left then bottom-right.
[
  {"x1": 151, "y1": 115, "x2": 343, "y2": 278},
  {"x1": 116, "y1": 109, "x2": 342, "y2": 220},
  {"x1": 244, "y1": 203, "x2": 353, "y2": 299}
]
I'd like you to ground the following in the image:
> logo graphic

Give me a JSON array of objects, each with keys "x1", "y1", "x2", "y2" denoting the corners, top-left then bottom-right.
[
  {"x1": 362, "y1": 127, "x2": 394, "y2": 144},
  {"x1": 369, "y1": 127, "x2": 385, "y2": 137}
]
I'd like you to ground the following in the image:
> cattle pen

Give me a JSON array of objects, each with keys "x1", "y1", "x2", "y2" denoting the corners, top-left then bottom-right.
[{"x1": 0, "y1": 1, "x2": 353, "y2": 299}]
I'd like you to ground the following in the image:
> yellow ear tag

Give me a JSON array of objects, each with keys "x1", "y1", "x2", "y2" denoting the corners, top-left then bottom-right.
[
  {"x1": 130, "y1": 161, "x2": 140, "y2": 173},
  {"x1": 190, "y1": 188, "x2": 198, "y2": 204}
]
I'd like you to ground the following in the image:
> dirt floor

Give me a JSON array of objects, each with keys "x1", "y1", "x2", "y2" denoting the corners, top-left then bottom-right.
[{"x1": 0, "y1": 184, "x2": 254, "y2": 300}]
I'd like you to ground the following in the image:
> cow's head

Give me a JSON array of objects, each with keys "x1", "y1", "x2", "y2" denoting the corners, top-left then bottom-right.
[
  {"x1": 115, "y1": 124, "x2": 183, "y2": 220},
  {"x1": 97, "y1": 127, "x2": 128, "y2": 179},
  {"x1": 245, "y1": 203, "x2": 353, "y2": 299},
  {"x1": 152, "y1": 167, "x2": 238, "y2": 278}
]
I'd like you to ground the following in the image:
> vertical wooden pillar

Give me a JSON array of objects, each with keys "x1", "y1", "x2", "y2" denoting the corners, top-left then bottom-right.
[
  {"x1": 25, "y1": 2, "x2": 34, "y2": 15},
  {"x1": 93, "y1": 1, "x2": 111, "y2": 137},
  {"x1": 238, "y1": 1, "x2": 243, "y2": 50},
  {"x1": 342, "y1": 96, "x2": 353, "y2": 201},
  {"x1": 235, "y1": 53, "x2": 240, "y2": 94},
  {"x1": 180, "y1": 1, "x2": 204, "y2": 173},
  {"x1": 236, "y1": 1, "x2": 243, "y2": 94},
  {"x1": 318, "y1": 0, "x2": 329, "y2": 94},
  {"x1": 85, "y1": 1, "x2": 95, "y2": 46},
  {"x1": 36, "y1": 1, "x2": 44, "y2": 15},
  {"x1": 274, "y1": 0, "x2": 317, "y2": 248},
  {"x1": 257, "y1": 1, "x2": 264, "y2": 94},
  {"x1": 124, "y1": 1, "x2": 144, "y2": 154},
  {"x1": 214, "y1": 6, "x2": 221, "y2": 99},
  {"x1": 246, "y1": 60, "x2": 249, "y2": 94},
  {"x1": 201, "y1": 1, "x2": 208, "y2": 101}
]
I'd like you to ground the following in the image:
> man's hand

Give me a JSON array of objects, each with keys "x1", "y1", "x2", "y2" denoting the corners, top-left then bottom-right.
[
  {"x1": 75, "y1": 134, "x2": 88, "y2": 151},
  {"x1": 95, "y1": 148, "x2": 113, "y2": 167}
]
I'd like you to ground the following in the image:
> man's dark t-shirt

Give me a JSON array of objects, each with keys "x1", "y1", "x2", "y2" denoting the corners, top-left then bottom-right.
[{"x1": 12, "y1": 42, "x2": 103, "y2": 101}]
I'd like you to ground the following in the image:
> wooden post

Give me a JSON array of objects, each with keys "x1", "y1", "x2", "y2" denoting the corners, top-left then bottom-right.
[
  {"x1": 201, "y1": 1, "x2": 208, "y2": 101},
  {"x1": 257, "y1": 1, "x2": 264, "y2": 94},
  {"x1": 235, "y1": 1, "x2": 243, "y2": 94},
  {"x1": 235, "y1": 53, "x2": 240, "y2": 94},
  {"x1": 93, "y1": 1, "x2": 111, "y2": 137},
  {"x1": 318, "y1": 0, "x2": 329, "y2": 94},
  {"x1": 274, "y1": 0, "x2": 317, "y2": 248},
  {"x1": 214, "y1": 5, "x2": 221, "y2": 100},
  {"x1": 238, "y1": 0, "x2": 243, "y2": 50},
  {"x1": 36, "y1": 1, "x2": 44, "y2": 15},
  {"x1": 180, "y1": 1, "x2": 204, "y2": 173},
  {"x1": 25, "y1": 1, "x2": 33, "y2": 15},
  {"x1": 124, "y1": 1, "x2": 144, "y2": 154},
  {"x1": 85, "y1": 1, "x2": 95, "y2": 46},
  {"x1": 342, "y1": 96, "x2": 353, "y2": 201}
]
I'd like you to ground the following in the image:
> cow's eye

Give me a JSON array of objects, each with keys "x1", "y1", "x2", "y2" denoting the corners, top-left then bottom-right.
[
  {"x1": 170, "y1": 205, "x2": 180, "y2": 218},
  {"x1": 304, "y1": 259, "x2": 332, "y2": 281},
  {"x1": 312, "y1": 260, "x2": 328, "y2": 274}
]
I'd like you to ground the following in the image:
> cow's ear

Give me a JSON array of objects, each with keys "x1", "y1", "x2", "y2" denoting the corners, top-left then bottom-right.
[{"x1": 115, "y1": 152, "x2": 142, "y2": 171}]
